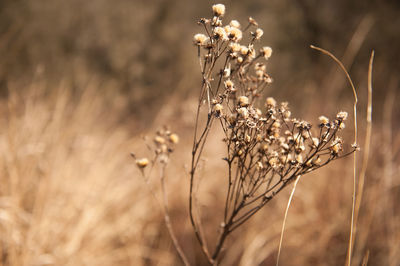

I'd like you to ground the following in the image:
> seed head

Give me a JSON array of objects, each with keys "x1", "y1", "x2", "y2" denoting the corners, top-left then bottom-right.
[
  {"x1": 230, "y1": 42, "x2": 241, "y2": 52},
  {"x1": 214, "y1": 27, "x2": 228, "y2": 41},
  {"x1": 215, "y1": 103, "x2": 223, "y2": 112},
  {"x1": 226, "y1": 26, "x2": 243, "y2": 42},
  {"x1": 169, "y1": 133, "x2": 179, "y2": 144},
  {"x1": 136, "y1": 158, "x2": 149, "y2": 169},
  {"x1": 337, "y1": 111, "x2": 348, "y2": 121},
  {"x1": 330, "y1": 143, "x2": 342, "y2": 154},
  {"x1": 266, "y1": 97, "x2": 277, "y2": 108},
  {"x1": 154, "y1": 136, "x2": 166, "y2": 145},
  {"x1": 193, "y1": 33, "x2": 209, "y2": 46},
  {"x1": 229, "y1": 20, "x2": 240, "y2": 28},
  {"x1": 238, "y1": 96, "x2": 249, "y2": 107},
  {"x1": 238, "y1": 107, "x2": 249, "y2": 119},
  {"x1": 248, "y1": 16, "x2": 258, "y2": 26},
  {"x1": 318, "y1": 116, "x2": 329, "y2": 124},
  {"x1": 260, "y1": 46, "x2": 273, "y2": 59},
  {"x1": 254, "y1": 28, "x2": 264, "y2": 39},
  {"x1": 240, "y1": 45, "x2": 249, "y2": 55},
  {"x1": 212, "y1": 4, "x2": 226, "y2": 17}
]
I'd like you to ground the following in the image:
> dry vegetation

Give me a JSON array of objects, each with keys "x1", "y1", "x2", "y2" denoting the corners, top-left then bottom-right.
[{"x1": 0, "y1": 0, "x2": 399, "y2": 265}]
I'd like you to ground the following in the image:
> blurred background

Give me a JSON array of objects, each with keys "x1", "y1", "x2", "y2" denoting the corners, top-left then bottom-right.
[{"x1": 0, "y1": 0, "x2": 399, "y2": 265}]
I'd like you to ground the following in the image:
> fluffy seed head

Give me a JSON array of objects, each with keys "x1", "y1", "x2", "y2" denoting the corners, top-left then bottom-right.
[
  {"x1": 260, "y1": 46, "x2": 273, "y2": 59},
  {"x1": 238, "y1": 107, "x2": 249, "y2": 119},
  {"x1": 193, "y1": 33, "x2": 209, "y2": 46},
  {"x1": 226, "y1": 26, "x2": 243, "y2": 42},
  {"x1": 229, "y1": 20, "x2": 240, "y2": 28},
  {"x1": 240, "y1": 45, "x2": 249, "y2": 55},
  {"x1": 266, "y1": 97, "x2": 277, "y2": 107},
  {"x1": 238, "y1": 96, "x2": 249, "y2": 106},
  {"x1": 255, "y1": 28, "x2": 264, "y2": 39},
  {"x1": 215, "y1": 103, "x2": 223, "y2": 112},
  {"x1": 230, "y1": 42, "x2": 241, "y2": 52},
  {"x1": 337, "y1": 111, "x2": 348, "y2": 120},
  {"x1": 319, "y1": 116, "x2": 329, "y2": 124},
  {"x1": 214, "y1": 27, "x2": 228, "y2": 41},
  {"x1": 212, "y1": 4, "x2": 226, "y2": 17}
]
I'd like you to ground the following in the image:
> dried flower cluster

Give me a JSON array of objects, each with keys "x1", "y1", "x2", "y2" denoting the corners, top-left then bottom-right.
[
  {"x1": 134, "y1": 127, "x2": 179, "y2": 170},
  {"x1": 189, "y1": 4, "x2": 356, "y2": 264},
  {"x1": 133, "y1": 4, "x2": 357, "y2": 266}
]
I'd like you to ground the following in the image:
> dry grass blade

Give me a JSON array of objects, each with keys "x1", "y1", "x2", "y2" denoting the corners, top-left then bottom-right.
[
  {"x1": 276, "y1": 175, "x2": 302, "y2": 266},
  {"x1": 310, "y1": 45, "x2": 358, "y2": 266},
  {"x1": 353, "y1": 51, "x2": 374, "y2": 261}
]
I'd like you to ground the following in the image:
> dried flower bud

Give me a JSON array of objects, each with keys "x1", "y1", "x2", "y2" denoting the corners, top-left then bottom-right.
[
  {"x1": 193, "y1": 33, "x2": 209, "y2": 46},
  {"x1": 230, "y1": 42, "x2": 241, "y2": 52},
  {"x1": 337, "y1": 111, "x2": 348, "y2": 120},
  {"x1": 245, "y1": 134, "x2": 251, "y2": 143},
  {"x1": 312, "y1": 137, "x2": 320, "y2": 147},
  {"x1": 255, "y1": 63, "x2": 266, "y2": 71},
  {"x1": 136, "y1": 158, "x2": 149, "y2": 168},
  {"x1": 226, "y1": 26, "x2": 243, "y2": 42},
  {"x1": 272, "y1": 121, "x2": 281, "y2": 128},
  {"x1": 169, "y1": 133, "x2": 179, "y2": 144},
  {"x1": 238, "y1": 96, "x2": 249, "y2": 107},
  {"x1": 215, "y1": 103, "x2": 223, "y2": 112},
  {"x1": 212, "y1": 16, "x2": 223, "y2": 26},
  {"x1": 229, "y1": 20, "x2": 240, "y2": 28},
  {"x1": 260, "y1": 46, "x2": 273, "y2": 59},
  {"x1": 269, "y1": 157, "x2": 279, "y2": 168},
  {"x1": 319, "y1": 116, "x2": 329, "y2": 124},
  {"x1": 296, "y1": 154, "x2": 303, "y2": 164},
  {"x1": 240, "y1": 45, "x2": 249, "y2": 55},
  {"x1": 224, "y1": 79, "x2": 234, "y2": 89},
  {"x1": 266, "y1": 97, "x2": 277, "y2": 108},
  {"x1": 223, "y1": 66, "x2": 231, "y2": 78},
  {"x1": 254, "y1": 28, "x2": 264, "y2": 39},
  {"x1": 238, "y1": 107, "x2": 249, "y2": 119},
  {"x1": 212, "y1": 4, "x2": 226, "y2": 17},
  {"x1": 331, "y1": 143, "x2": 342, "y2": 154},
  {"x1": 283, "y1": 110, "x2": 291, "y2": 119},
  {"x1": 214, "y1": 27, "x2": 228, "y2": 41},
  {"x1": 248, "y1": 16, "x2": 258, "y2": 26},
  {"x1": 154, "y1": 136, "x2": 165, "y2": 145},
  {"x1": 256, "y1": 161, "x2": 263, "y2": 170}
]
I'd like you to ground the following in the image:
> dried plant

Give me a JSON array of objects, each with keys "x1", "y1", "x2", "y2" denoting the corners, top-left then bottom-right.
[{"x1": 135, "y1": 4, "x2": 357, "y2": 265}]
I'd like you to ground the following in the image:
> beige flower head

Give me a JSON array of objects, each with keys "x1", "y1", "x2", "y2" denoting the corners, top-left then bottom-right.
[
  {"x1": 266, "y1": 97, "x2": 277, "y2": 108},
  {"x1": 230, "y1": 42, "x2": 241, "y2": 53},
  {"x1": 260, "y1": 46, "x2": 273, "y2": 59},
  {"x1": 318, "y1": 116, "x2": 329, "y2": 124},
  {"x1": 229, "y1": 20, "x2": 240, "y2": 28},
  {"x1": 254, "y1": 28, "x2": 264, "y2": 39},
  {"x1": 336, "y1": 111, "x2": 348, "y2": 121},
  {"x1": 212, "y1": 4, "x2": 226, "y2": 17},
  {"x1": 214, "y1": 27, "x2": 228, "y2": 41},
  {"x1": 226, "y1": 26, "x2": 243, "y2": 42},
  {"x1": 238, "y1": 107, "x2": 249, "y2": 119},
  {"x1": 238, "y1": 96, "x2": 249, "y2": 107},
  {"x1": 193, "y1": 33, "x2": 209, "y2": 46},
  {"x1": 169, "y1": 133, "x2": 179, "y2": 144},
  {"x1": 136, "y1": 158, "x2": 149, "y2": 169}
]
